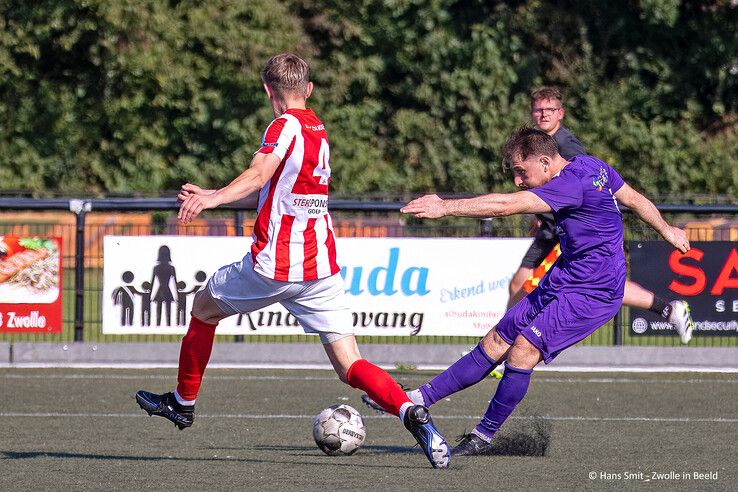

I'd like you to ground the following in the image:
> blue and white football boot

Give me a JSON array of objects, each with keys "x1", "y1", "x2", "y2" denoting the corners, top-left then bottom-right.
[{"x1": 403, "y1": 405, "x2": 450, "y2": 468}]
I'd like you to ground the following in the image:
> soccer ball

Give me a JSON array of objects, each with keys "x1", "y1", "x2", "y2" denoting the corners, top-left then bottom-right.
[{"x1": 312, "y1": 404, "x2": 366, "y2": 456}]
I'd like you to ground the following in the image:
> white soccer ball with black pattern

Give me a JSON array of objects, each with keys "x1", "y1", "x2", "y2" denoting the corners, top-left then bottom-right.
[{"x1": 312, "y1": 404, "x2": 366, "y2": 455}]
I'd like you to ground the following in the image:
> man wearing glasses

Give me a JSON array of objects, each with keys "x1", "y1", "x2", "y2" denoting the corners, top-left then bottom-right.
[{"x1": 529, "y1": 86, "x2": 585, "y2": 163}]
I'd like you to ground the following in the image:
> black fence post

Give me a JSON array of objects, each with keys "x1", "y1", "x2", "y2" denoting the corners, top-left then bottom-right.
[
  {"x1": 613, "y1": 309, "x2": 623, "y2": 345},
  {"x1": 71, "y1": 200, "x2": 91, "y2": 342},
  {"x1": 234, "y1": 210, "x2": 245, "y2": 344},
  {"x1": 235, "y1": 210, "x2": 245, "y2": 237},
  {"x1": 480, "y1": 218, "x2": 494, "y2": 237}
]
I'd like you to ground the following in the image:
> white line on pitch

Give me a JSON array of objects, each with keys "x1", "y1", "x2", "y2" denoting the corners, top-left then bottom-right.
[
  {"x1": 1, "y1": 363, "x2": 737, "y2": 373},
  {"x1": 1, "y1": 373, "x2": 736, "y2": 384},
  {"x1": 538, "y1": 377, "x2": 738, "y2": 384},
  {"x1": 0, "y1": 373, "x2": 338, "y2": 381},
  {"x1": 0, "y1": 412, "x2": 736, "y2": 423}
]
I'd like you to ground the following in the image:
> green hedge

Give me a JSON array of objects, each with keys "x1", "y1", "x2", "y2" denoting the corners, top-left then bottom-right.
[{"x1": 1, "y1": 1, "x2": 736, "y2": 198}]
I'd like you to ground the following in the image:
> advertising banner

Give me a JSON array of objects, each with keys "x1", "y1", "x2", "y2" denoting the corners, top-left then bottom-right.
[
  {"x1": 102, "y1": 236, "x2": 532, "y2": 336},
  {"x1": 0, "y1": 236, "x2": 63, "y2": 333},
  {"x1": 629, "y1": 241, "x2": 738, "y2": 337}
]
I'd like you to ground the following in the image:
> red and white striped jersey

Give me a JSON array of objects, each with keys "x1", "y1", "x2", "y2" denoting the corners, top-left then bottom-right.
[{"x1": 251, "y1": 108, "x2": 340, "y2": 282}]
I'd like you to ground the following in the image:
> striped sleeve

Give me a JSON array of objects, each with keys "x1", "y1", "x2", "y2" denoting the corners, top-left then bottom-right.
[{"x1": 257, "y1": 116, "x2": 297, "y2": 160}]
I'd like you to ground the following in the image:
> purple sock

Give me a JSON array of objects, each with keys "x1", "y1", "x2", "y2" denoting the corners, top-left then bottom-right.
[
  {"x1": 419, "y1": 343, "x2": 497, "y2": 406},
  {"x1": 474, "y1": 362, "x2": 533, "y2": 441}
]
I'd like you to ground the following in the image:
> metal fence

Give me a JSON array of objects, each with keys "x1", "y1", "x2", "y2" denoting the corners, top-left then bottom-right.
[{"x1": 1, "y1": 197, "x2": 737, "y2": 347}]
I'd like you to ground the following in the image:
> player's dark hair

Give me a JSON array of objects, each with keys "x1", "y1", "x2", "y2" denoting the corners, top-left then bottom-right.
[
  {"x1": 261, "y1": 53, "x2": 310, "y2": 98},
  {"x1": 503, "y1": 127, "x2": 560, "y2": 167}
]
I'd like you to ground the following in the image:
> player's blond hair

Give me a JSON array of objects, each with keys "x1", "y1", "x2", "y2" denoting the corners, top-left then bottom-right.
[
  {"x1": 530, "y1": 86, "x2": 563, "y2": 107},
  {"x1": 261, "y1": 53, "x2": 310, "y2": 99}
]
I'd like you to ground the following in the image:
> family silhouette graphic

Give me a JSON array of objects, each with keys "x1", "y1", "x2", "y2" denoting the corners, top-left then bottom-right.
[{"x1": 111, "y1": 245, "x2": 206, "y2": 327}]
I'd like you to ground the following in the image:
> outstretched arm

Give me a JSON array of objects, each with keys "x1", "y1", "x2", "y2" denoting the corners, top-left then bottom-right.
[
  {"x1": 401, "y1": 191, "x2": 552, "y2": 219},
  {"x1": 614, "y1": 183, "x2": 690, "y2": 253},
  {"x1": 178, "y1": 152, "x2": 281, "y2": 223}
]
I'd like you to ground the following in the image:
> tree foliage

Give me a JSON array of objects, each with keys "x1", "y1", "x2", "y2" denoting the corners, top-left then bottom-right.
[
  {"x1": 0, "y1": 0, "x2": 304, "y2": 193},
  {"x1": 0, "y1": 0, "x2": 736, "y2": 198}
]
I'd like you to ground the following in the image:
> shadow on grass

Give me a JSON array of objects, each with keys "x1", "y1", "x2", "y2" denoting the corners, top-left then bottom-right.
[
  {"x1": 264, "y1": 448, "x2": 435, "y2": 470},
  {"x1": 0, "y1": 450, "x2": 427, "y2": 469},
  {"x1": 251, "y1": 443, "x2": 412, "y2": 455},
  {"x1": 0, "y1": 450, "x2": 250, "y2": 462},
  {"x1": 210, "y1": 444, "x2": 436, "y2": 468}
]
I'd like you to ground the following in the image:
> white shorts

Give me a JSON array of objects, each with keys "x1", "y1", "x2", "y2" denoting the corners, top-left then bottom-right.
[{"x1": 207, "y1": 254, "x2": 353, "y2": 343}]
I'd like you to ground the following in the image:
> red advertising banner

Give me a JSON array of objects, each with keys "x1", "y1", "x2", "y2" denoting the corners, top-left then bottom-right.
[
  {"x1": 629, "y1": 241, "x2": 738, "y2": 337},
  {"x1": 0, "y1": 236, "x2": 63, "y2": 333}
]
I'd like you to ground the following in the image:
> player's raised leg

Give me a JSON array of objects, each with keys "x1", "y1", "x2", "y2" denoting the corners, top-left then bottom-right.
[
  {"x1": 323, "y1": 335, "x2": 450, "y2": 468},
  {"x1": 415, "y1": 337, "x2": 505, "y2": 407},
  {"x1": 404, "y1": 329, "x2": 509, "y2": 410},
  {"x1": 623, "y1": 280, "x2": 693, "y2": 344},
  {"x1": 136, "y1": 287, "x2": 228, "y2": 429},
  {"x1": 362, "y1": 329, "x2": 508, "y2": 414},
  {"x1": 323, "y1": 335, "x2": 411, "y2": 416}
]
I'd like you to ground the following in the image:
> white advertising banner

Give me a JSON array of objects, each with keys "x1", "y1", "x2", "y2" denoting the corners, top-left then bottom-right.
[{"x1": 103, "y1": 236, "x2": 532, "y2": 336}]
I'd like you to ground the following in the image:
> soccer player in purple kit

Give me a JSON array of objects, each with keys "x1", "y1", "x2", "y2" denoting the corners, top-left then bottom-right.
[
  {"x1": 399, "y1": 127, "x2": 691, "y2": 456},
  {"x1": 510, "y1": 87, "x2": 693, "y2": 342}
]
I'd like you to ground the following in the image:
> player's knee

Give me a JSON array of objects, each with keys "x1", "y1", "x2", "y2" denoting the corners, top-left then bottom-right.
[
  {"x1": 191, "y1": 289, "x2": 210, "y2": 317},
  {"x1": 191, "y1": 288, "x2": 228, "y2": 324},
  {"x1": 481, "y1": 329, "x2": 511, "y2": 361},
  {"x1": 508, "y1": 336, "x2": 541, "y2": 369}
]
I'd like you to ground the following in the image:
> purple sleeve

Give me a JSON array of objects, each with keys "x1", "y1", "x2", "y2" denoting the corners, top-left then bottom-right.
[
  {"x1": 608, "y1": 164, "x2": 625, "y2": 193},
  {"x1": 530, "y1": 171, "x2": 583, "y2": 211}
]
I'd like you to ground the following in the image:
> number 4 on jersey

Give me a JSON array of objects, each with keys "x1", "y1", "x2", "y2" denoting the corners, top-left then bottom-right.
[{"x1": 314, "y1": 138, "x2": 331, "y2": 185}]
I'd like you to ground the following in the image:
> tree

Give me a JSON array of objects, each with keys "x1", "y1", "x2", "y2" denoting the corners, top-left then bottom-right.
[
  {"x1": 0, "y1": 0, "x2": 305, "y2": 194},
  {"x1": 1, "y1": 0, "x2": 736, "y2": 198}
]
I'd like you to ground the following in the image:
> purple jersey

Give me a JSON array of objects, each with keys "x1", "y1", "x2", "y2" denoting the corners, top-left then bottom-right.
[
  {"x1": 529, "y1": 155, "x2": 627, "y2": 296},
  {"x1": 496, "y1": 155, "x2": 628, "y2": 363}
]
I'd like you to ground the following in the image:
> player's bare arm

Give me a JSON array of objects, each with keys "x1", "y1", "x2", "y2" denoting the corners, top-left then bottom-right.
[
  {"x1": 401, "y1": 191, "x2": 552, "y2": 219},
  {"x1": 177, "y1": 184, "x2": 215, "y2": 202},
  {"x1": 178, "y1": 152, "x2": 281, "y2": 224},
  {"x1": 614, "y1": 183, "x2": 690, "y2": 253}
]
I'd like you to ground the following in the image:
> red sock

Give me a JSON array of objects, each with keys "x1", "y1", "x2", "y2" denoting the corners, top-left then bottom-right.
[
  {"x1": 176, "y1": 316, "x2": 218, "y2": 401},
  {"x1": 346, "y1": 359, "x2": 411, "y2": 416}
]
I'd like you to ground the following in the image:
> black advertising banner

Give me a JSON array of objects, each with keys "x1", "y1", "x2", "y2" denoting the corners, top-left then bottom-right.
[{"x1": 629, "y1": 241, "x2": 738, "y2": 337}]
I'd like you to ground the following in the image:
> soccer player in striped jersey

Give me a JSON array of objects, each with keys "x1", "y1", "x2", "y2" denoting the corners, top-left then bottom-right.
[{"x1": 136, "y1": 53, "x2": 449, "y2": 468}]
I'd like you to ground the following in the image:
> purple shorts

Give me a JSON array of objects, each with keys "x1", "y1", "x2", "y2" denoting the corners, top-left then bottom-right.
[{"x1": 496, "y1": 287, "x2": 621, "y2": 364}]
